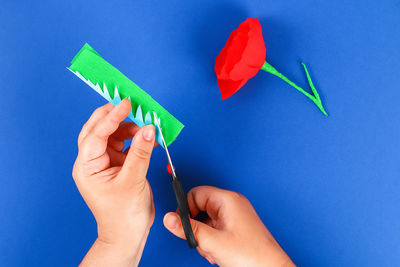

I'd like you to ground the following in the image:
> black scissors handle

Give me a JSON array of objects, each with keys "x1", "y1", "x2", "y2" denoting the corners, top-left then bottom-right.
[{"x1": 171, "y1": 173, "x2": 198, "y2": 248}]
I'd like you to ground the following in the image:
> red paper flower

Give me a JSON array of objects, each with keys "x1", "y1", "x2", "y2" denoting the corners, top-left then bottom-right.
[
  {"x1": 215, "y1": 18, "x2": 266, "y2": 100},
  {"x1": 214, "y1": 17, "x2": 328, "y2": 116}
]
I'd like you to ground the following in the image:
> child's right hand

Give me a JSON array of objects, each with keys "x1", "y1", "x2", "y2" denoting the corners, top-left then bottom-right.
[{"x1": 163, "y1": 186, "x2": 295, "y2": 266}]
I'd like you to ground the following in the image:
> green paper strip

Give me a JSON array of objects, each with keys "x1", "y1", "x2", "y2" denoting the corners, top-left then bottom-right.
[{"x1": 69, "y1": 43, "x2": 184, "y2": 146}]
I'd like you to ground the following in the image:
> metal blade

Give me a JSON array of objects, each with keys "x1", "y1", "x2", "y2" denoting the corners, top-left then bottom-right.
[{"x1": 153, "y1": 111, "x2": 176, "y2": 177}]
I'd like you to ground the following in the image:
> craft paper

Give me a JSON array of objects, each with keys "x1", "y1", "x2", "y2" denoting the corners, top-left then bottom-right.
[
  {"x1": 215, "y1": 18, "x2": 327, "y2": 116},
  {"x1": 261, "y1": 62, "x2": 327, "y2": 116},
  {"x1": 69, "y1": 43, "x2": 184, "y2": 147}
]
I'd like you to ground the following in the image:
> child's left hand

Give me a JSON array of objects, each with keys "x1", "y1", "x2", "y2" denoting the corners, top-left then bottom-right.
[{"x1": 72, "y1": 99, "x2": 156, "y2": 266}]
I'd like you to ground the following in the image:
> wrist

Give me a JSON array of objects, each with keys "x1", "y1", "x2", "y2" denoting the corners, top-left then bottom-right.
[
  {"x1": 80, "y1": 238, "x2": 141, "y2": 267},
  {"x1": 96, "y1": 222, "x2": 151, "y2": 263},
  {"x1": 97, "y1": 216, "x2": 152, "y2": 248},
  {"x1": 95, "y1": 238, "x2": 138, "y2": 262},
  {"x1": 259, "y1": 244, "x2": 295, "y2": 267}
]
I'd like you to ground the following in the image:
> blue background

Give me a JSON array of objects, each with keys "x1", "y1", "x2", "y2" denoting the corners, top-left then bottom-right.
[{"x1": 1, "y1": 0, "x2": 399, "y2": 266}]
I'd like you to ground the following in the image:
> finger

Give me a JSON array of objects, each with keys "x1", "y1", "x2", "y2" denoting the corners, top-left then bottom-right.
[
  {"x1": 187, "y1": 186, "x2": 228, "y2": 220},
  {"x1": 91, "y1": 99, "x2": 132, "y2": 139},
  {"x1": 121, "y1": 136, "x2": 158, "y2": 157},
  {"x1": 77, "y1": 103, "x2": 114, "y2": 146},
  {"x1": 108, "y1": 136, "x2": 125, "y2": 151},
  {"x1": 120, "y1": 125, "x2": 155, "y2": 185},
  {"x1": 203, "y1": 217, "x2": 214, "y2": 228},
  {"x1": 108, "y1": 122, "x2": 141, "y2": 151},
  {"x1": 107, "y1": 147, "x2": 126, "y2": 167},
  {"x1": 123, "y1": 142, "x2": 159, "y2": 155},
  {"x1": 197, "y1": 247, "x2": 217, "y2": 265},
  {"x1": 111, "y1": 121, "x2": 140, "y2": 141},
  {"x1": 79, "y1": 99, "x2": 131, "y2": 161},
  {"x1": 123, "y1": 146, "x2": 131, "y2": 155},
  {"x1": 163, "y1": 212, "x2": 222, "y2": 252}
]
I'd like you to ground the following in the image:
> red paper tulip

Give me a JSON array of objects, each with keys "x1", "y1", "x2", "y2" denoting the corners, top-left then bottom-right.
[
  {"x1": 215, "y1": 18, "x2": 327, "y2": 116},
  {"x1": 215, "y1": 18, "x2": 266, "y2": 99}
]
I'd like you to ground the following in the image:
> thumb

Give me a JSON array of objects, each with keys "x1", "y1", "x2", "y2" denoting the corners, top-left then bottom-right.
[
  {"x1": 120, "y1": 124, "x2": 155, "y2": 184},
  {"x1": 163, "y1": 212, "x2": 222, "y2": 253}
]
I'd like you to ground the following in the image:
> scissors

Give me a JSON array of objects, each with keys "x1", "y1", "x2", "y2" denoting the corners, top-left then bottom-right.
[{"x1": 152, "y1": 111, "x2": 198, "y2": 249}]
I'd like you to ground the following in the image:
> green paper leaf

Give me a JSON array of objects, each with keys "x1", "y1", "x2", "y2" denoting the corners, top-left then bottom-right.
[
  {"x1": 261, "y1": 61, "x2": 328, "y2": 116},
  {"x1": 69, "y1": 43, "x2": 184, "y2": 147}
]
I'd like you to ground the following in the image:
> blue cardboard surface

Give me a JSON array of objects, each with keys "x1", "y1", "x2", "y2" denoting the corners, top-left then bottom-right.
[{"x1": 0, "y1": 0, "x2": 399, "y2": 266}]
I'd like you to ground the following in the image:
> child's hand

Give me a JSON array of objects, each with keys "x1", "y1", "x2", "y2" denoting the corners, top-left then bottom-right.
[
  {"x1": 72, "y1": 99, "x2": 156, "y2": 266},
  {"x1": 163, "y1": 186, "x2": 295, "y2": 266}
]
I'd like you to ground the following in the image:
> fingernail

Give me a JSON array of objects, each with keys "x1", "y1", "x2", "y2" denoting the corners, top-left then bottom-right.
[
  {"x1": 165, "y1": 214, "x2": 179, "y2": 230},
  {"x1": 143, "y1": 125, "x2": 155, "y2": 141},
  {"x1": 121, "y1": 98, "x2": 130, "y2": 104}
]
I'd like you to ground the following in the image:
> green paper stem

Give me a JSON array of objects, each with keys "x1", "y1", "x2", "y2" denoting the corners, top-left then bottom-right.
[{"x1": 261, "y1": 61, "x2": 328, "y2": 116}]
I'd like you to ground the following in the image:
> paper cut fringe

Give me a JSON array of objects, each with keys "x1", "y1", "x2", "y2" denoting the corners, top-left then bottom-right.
[{"x1": 68, "y1": 68, "x2": 165, "y2": 148}]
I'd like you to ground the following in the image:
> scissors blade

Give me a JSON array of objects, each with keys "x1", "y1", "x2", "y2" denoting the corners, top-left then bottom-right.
[{"x1": 152, "y1": 111, "x2": 176, "y2": 177}]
